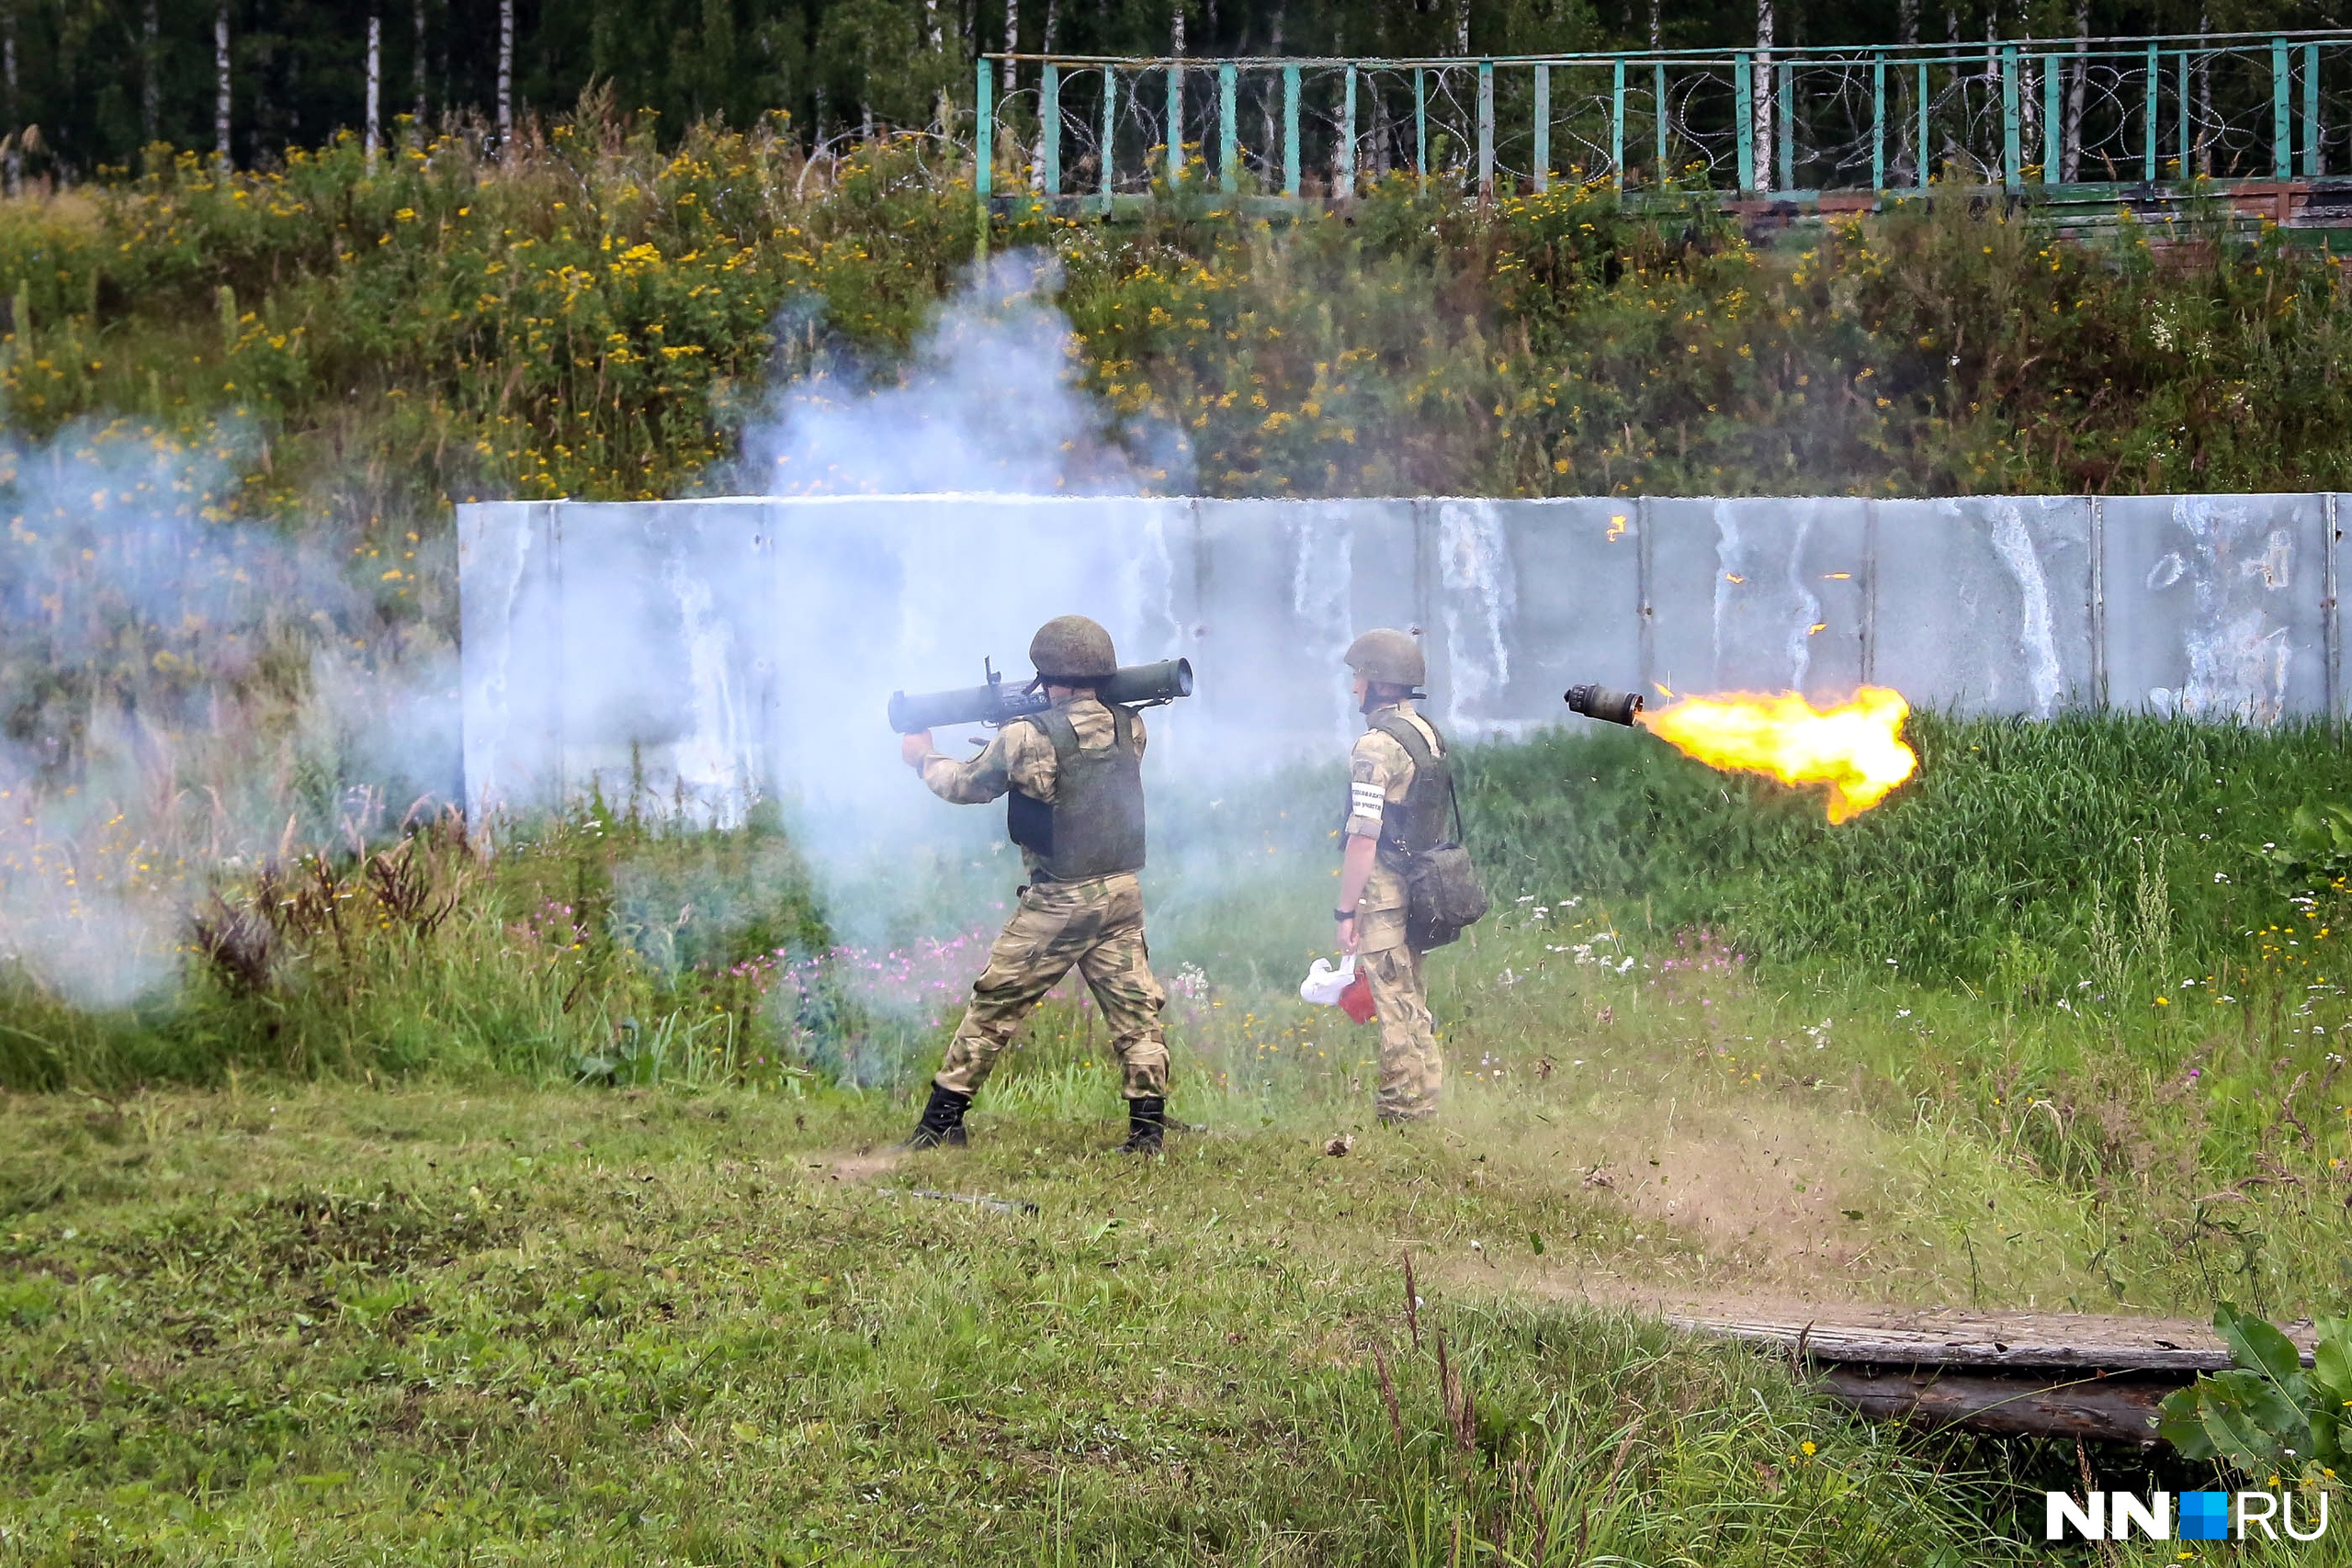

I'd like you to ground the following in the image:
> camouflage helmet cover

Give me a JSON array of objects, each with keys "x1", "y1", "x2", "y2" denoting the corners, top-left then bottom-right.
[
  {"x1": 1029, "y1": 615, "x2": 1119, "y2": 681},
  {"x1": 1344, "y1": 627, "x2": 1427, "y2": 688}
]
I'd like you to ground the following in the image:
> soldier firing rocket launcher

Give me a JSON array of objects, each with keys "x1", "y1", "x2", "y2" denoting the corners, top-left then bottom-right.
[{"x1": 888, "y1": 657, "x2": 1193, "y2": 733}]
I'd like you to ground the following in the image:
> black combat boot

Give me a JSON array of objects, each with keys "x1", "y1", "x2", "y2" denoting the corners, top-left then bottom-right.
[
  {"x1": 902, "y1": 1084, "x2": 972, "y2": 1150},
  {"x1": 1117, "y1": 1095, "x2": 1167, "y2": 1156}
]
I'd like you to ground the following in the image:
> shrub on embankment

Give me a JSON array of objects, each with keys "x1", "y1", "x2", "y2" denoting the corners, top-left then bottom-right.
[{"x1": 7, "y1": 108, "x2": 2352, "y2": 525}]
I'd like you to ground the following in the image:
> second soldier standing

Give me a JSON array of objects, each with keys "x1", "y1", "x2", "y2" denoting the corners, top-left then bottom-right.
[{"x1": 1332, "y1": 629, "x2": 1449, "y2": 1123}]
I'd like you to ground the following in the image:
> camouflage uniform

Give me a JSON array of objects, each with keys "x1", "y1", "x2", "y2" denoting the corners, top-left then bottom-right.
[
  {"x1": 1345, "y1": 699, "x2": 1444, "y2": 1122},
  {"x1": 918, "y1": 696, "x2": 1170, "y2": 1101}
]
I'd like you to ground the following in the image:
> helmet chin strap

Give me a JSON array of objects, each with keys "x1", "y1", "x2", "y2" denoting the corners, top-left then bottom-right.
[{"x1": 1359, "y1": 683, "x2": 1427, "y2": 714}]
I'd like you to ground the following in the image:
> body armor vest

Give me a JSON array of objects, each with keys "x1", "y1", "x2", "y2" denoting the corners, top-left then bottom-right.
[
  {"x1": 1370, "y1": 711, "x2": 1453, "y2": 866},
  {"x1": 1005, "y1": 704, "x2": 1147, "y2": 881}
]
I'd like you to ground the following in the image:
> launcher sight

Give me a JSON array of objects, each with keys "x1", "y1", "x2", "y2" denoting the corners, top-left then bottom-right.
[{"x1": 888, "y1": 658, "x2": 1194, "y2": 735}]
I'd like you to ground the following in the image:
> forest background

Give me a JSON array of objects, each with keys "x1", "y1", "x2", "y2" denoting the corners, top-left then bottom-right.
[{"x1": 6, "y1": 0, "x2": 2351, "y2": 184}]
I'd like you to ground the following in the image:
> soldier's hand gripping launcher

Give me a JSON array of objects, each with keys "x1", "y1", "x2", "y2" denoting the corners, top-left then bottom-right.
[
  {"x1": 1563, "y1": 683, "x2": 1645, "y2": 727},
  {"x1": 888, "y1": 658, "x2": 1194, "y2": 734}
]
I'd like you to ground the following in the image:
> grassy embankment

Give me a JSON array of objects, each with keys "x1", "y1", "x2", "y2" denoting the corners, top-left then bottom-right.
[{"x1": 6, "y1": 715, "x2": 2352, "y2": 1563}]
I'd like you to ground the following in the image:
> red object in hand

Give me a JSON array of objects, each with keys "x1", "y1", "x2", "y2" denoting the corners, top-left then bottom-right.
[{"x1": 1339, "y1": 967, "x2": 1377, "y2": 1024}]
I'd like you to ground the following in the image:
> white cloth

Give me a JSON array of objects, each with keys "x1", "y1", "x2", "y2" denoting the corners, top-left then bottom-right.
[{"x1": 1300, "y1": 955, "x2": 1358, "y2": 1006}]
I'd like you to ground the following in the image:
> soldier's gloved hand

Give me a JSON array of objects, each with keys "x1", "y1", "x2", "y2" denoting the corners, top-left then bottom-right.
[{"x1": 899, "y1": 730, "x2": 935, "y2": 769}]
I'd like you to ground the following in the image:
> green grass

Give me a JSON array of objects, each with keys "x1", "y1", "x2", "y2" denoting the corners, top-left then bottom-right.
[
  {"x1": 0, "y1": 1080, "x2": 2040, "y2": 1567},
  {"x1": 6, "y1": 717, "x2": 2352, "y2": 1560}
]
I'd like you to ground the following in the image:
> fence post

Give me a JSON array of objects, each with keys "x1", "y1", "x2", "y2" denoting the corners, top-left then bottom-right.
[
  {"x1": 1776, "y1": 60, "x2": 1793, "y2": 192},
  {"x1": 1736, "y1": 51, "x2": 1756, "y2": 192},
  {"x1": 2307, "y1": 42, "x2": 2323, "y2": 177},
  {"x1": 1478, "y1": 60, "x2": 1495, "y2": 206},
  {"x1": 1101, "y1": 67, "x2": 1117, "y2": 211},
  {"x1": 1917, "y1": 60, "x2": 1929, "y2": 191},
  {"x1": 1414, "y1": 67, "x2": 1428, "y2": 186},
  {"x1": 2143, "y1": 41, "x2": 2157, "y2": 184},
  {"x1": 1654, "y1": 61, "x2": 1668, "y2": 177},
  {"x1": 2043, "y1": 53, "x2": 2062, "y2": 180},
  {"x1": 1041, "y1": 63, "x2": 1060, "y2": 196},
  {"x1": 1165, "y1": 62, "x2": 1182, "y2": 186},
  {"x1": 1283, "y1": 62, "x2": 1300, "y2": 196},
  {"x1": 1218, "y1": 62, "x2": 1237, "y2": 194},
  {"x1": 2001, "y1": 45, "x2": 2020, "y2": 191},
  {"x1": 1341, "y1": 65, "x2": 1358, "y2": 197},
  {"x1": 976, "y1": 58, "x2": 993, "y2": 199},
  {"x1": 1611, "y1": 58, "x2": 1626, "y2": 187},
  {"x1": 1871, "y1": 51, "x2": 1886, "y2": 191},
  {"x1": 2177, "y1": 48, "x2": 2189, "y2": 177},
  {"x1": 1533, "y1": 62, "x2": 1550, "y2": 192},
  {"x1": 975, "y1": 57, "x2": 994, "y2": 254},
  {"x1": 2274, "y1": 36, "x2": 2292, "y2": 179}
]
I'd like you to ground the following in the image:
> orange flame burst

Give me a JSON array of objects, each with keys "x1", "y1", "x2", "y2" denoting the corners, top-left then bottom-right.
[{"x1": 1638, "y1": 686, "x2": 1919, "y2": 824}]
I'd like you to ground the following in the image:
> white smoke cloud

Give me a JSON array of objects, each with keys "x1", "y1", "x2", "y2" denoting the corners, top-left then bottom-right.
[
  {"x1": 745, "y1": 250, "x2": 1189, "y2": 497},
  {"x1": 0, "y1": 419, "x2": 459, "y2": 1008}
]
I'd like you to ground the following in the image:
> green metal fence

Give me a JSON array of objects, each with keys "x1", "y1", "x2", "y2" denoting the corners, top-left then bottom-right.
[{"x1": 975, "y1": 32, "x2": 2352, "y2": 213}]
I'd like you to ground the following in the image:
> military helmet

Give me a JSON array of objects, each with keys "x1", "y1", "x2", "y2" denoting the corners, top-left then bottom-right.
[
  {"x1": 1030, "y1": 615, "x2": 1119, "y2": 682},
  {"x1": 1344, "y1": 627, "x2": 1426, "y2": 688}
]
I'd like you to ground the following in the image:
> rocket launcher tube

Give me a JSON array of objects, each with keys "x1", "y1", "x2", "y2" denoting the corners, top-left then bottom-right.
[{"x1": 888, "y1": 657, "x2": 1193, "y2": 734}]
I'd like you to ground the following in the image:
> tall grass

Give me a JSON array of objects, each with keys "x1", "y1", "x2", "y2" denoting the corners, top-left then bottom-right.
[{"x1": 1464, "y1": 710, "x2": 2352, "y2": 995}]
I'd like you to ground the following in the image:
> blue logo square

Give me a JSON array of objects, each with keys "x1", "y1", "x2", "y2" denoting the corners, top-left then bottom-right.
[{"x1": 2180, "y1": 1491, "x2": 2231, "y2": 1540}]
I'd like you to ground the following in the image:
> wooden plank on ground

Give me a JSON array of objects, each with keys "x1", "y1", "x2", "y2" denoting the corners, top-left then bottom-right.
[
  {"x1": 1818, "y1": 1366, "x2": 2172, "y2": 1445},
  {"x1": 1668, "y1": 1306, "x2": 2317, "y2": 1373}
]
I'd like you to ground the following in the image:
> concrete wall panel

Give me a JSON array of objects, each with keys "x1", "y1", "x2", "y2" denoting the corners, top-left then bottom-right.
[
  {"x1": 1872, "y1": 496, "x2": 2096, "y2": 717},
  {"x1": 457, "y1": 492, "x2": 2351, "y2": 814},
  {"x1": 2100, "y1": 493, "x2": 2329, "y2": 723}
]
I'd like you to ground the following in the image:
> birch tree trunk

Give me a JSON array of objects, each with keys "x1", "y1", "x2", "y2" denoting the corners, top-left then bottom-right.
[
  {"x1": 214, "y1": 2, "x2": 232, "y2": 172},
  {"x1": 366, "y1": 15, "x2": 381, "y2": 165},
  {"x1": 1754, "y1": 0, "x2": 1773, "y2": 193},
  {"x1": 497, "y1": 0, "x2": 513, "y2": 141},
  {"x1": 413, "y1": 0, "x2": 427, "y2": 131},
  {"x1": 1001, "y1": 0, "x2": 1017, "y2": 97},
  {"x1": 2064, "y1": 0, "x2": 2086, "y2": 182},
  {"x1": 141, "y1": 0, "x2": 160, "y2": 144},
  {"x1": 4, "y1": 3, "x2": 17, "y2": 196},
  {"x1": 926, "y1": 0, "x2": 946, "y2": 133}
]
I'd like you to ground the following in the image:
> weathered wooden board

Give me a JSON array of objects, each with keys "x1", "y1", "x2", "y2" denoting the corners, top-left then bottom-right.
[
  {"x1": 1819, "y1": 1366, "x2": 2173, "y2": 1445},
  {"x1": 1667, "y1": 1305, "x2": 2318, "y2": 1445},
  {"x1": 1668, "y1": 1306, "x2": 2317, "y2": 1373}
]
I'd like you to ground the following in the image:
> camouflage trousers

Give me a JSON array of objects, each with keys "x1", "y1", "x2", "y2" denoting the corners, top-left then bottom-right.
[
  {"x1": 933, "y1": 871, "x2": 1170, "y2": 1102},
  {"x1": 1361, "y1": 939, "x2": 1442, "y2": 1122}
]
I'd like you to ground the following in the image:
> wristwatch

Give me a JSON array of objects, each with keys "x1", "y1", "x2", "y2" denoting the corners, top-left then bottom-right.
[{"x1": 1334, "y1": 908, "x2": 1357, "y2": 921}]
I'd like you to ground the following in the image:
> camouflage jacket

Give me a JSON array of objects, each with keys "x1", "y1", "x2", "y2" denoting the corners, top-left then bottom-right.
[{"x1": 919, "y1": 694, "x2": 1148, "y2": 880}]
